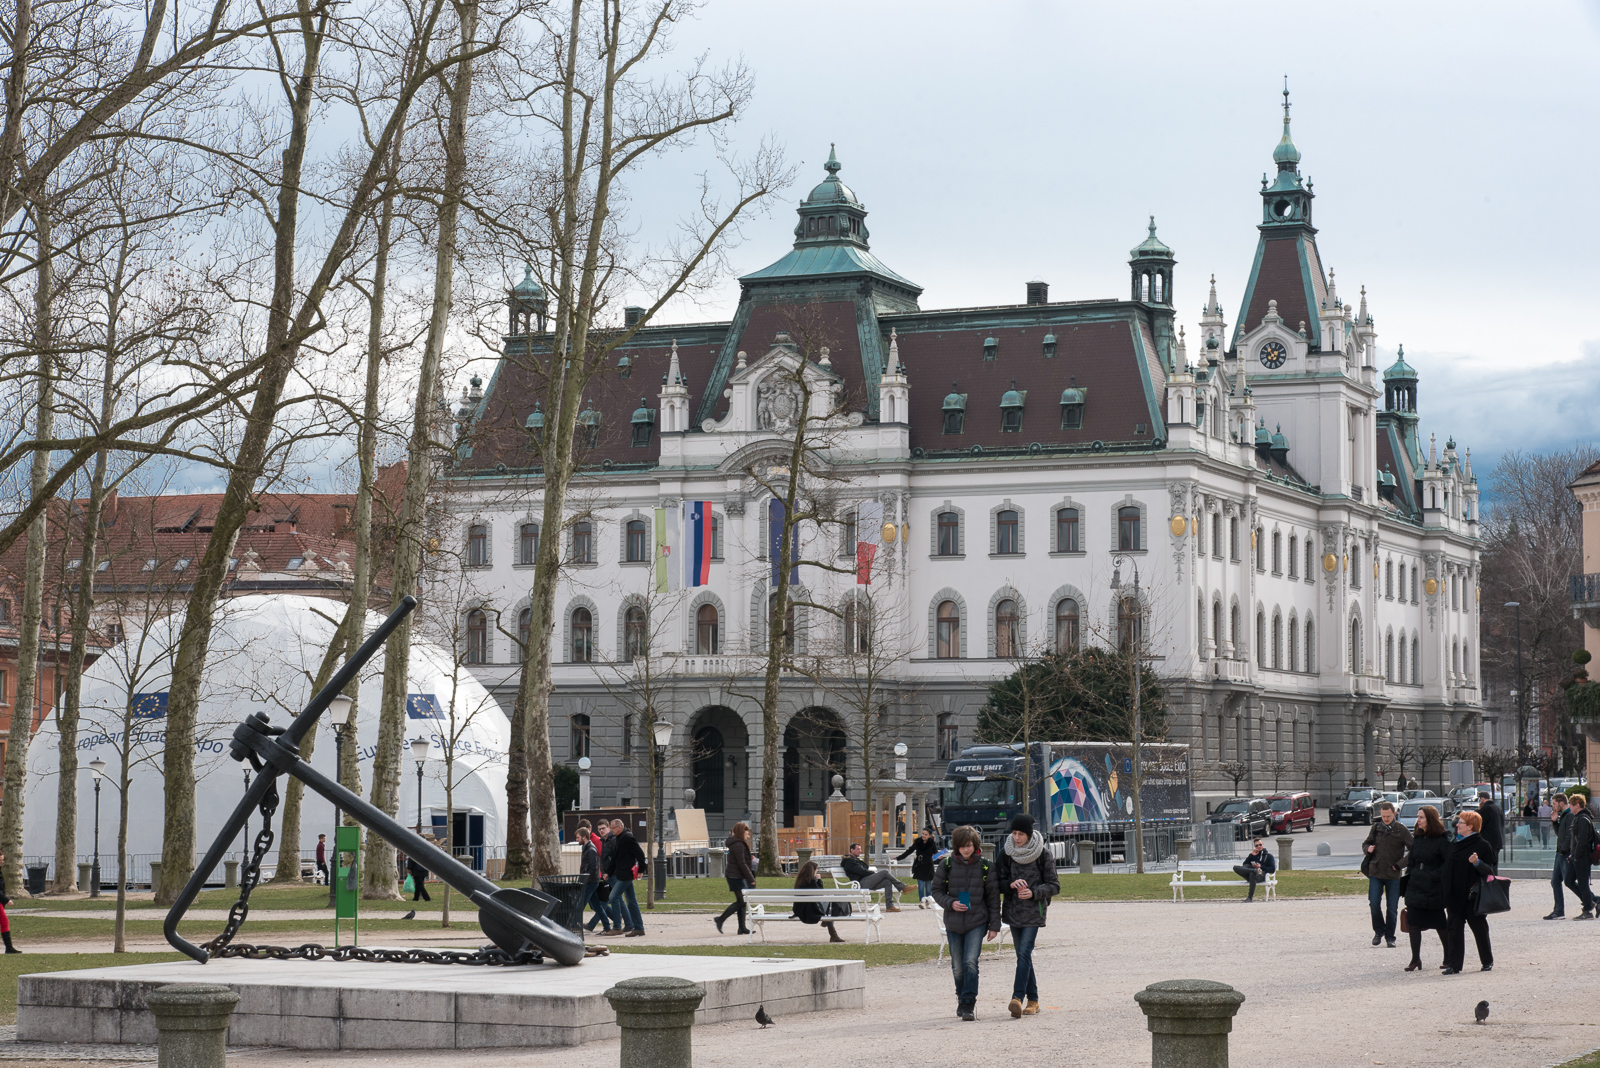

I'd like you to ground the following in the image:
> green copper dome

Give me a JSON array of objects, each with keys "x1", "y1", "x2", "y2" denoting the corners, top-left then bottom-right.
[
  {"x1": 1273, "y1": 84, "x2": 1301, "y2": 166},
  {"x1": 1383, "y1": 344, "x2": 1418, "y2": 381},
  {"x1": 631, "y1": 397, "x2": 655, "y2": 424},
  {"x1": 1000, "y1": 380, "x2": 1025, "y2": 408},
  {"x1": 512, "y1": 264, "x2": 545, "y2": 300},
  {"x1": 1129, "y1": 216, "x2": 1172, "y2": 258},
  {"x1": 942, "y1": 385, "x2": 967, "y2": 411},
  {"x1": 524, "y1": 401, "x2": 544, "y2": 431},
  {"x1": 803, "y1": 144, "x2": 859, "y2": 207},
  {"x1": 1255, "y1": 418, "x2": 1271, "y2": 446}
]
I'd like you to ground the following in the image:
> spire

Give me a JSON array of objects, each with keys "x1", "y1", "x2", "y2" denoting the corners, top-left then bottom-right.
[
  {"x1": 1274, "y1": 76, "x2": 1301, "y2": 167},
  {"x1": 1429, "y1": 432, "x2": 1437, "y2": 468},
  {"x1": 824, "y1": 142, "x2": 840, "y2": 176},
  {"x1": 666, "y1": 339, "x2": 682, "y2": 387},
  {"x1": 1325, "y1": 268, "x2": 1339, "y2": 309},
  {"x1": 1205, "y1": 273, "x2": 1219, "y2": 315},
  {"x1": 888, "y1": 328, "x2": 902, "y2": 375},
  {"x1": 1176, "y1": 325, "x2": 1188, "y2": 369}
]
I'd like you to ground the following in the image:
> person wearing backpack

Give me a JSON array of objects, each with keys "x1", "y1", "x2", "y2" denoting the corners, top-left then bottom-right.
[
  {"x1": 931, "y1": 825, "x2": 999, "y2": 1021},
  {"x1": 1564, "y1": 794, "x2": 1598, "y2": 920},
  {"x1": 995, "y1": 813, "x2": 1058, "y2": 1019}
]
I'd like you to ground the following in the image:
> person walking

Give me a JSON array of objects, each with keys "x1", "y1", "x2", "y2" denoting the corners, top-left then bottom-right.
[
  {"x1": 0, "y1": 854, "x2": 18, "y2": 953},
  {"x1": 604, "y1": 818, "x2": 648, "y2": 937},
  {"x1": 791, "y1": 860, "x2": 847, "y2": 944},
  {"x1": 1547, "y1": 793, "x2": 1573, "y2": 920},
  {"x1": 1401, "y1": 805, "x2": 1448, "y2": 972},
  {"x1": 715, "y1": 821, "x2": 756, "y2": 935},
  {"x1": 1537, "y1": 797, "x2": 1553, "y2": 848},
  {"x1": 575, "y1": 821, "x2": 612, "y2": 936},
  {"x1": 587, "y1": 821, "x2": 619, "y2": 934},
  {"x1": 1441, "y1": 810, "x2": 1495, "y2": 975},
  {"x1": 406, "y1": 853, "x2": 431, "y2": 902},
  {"x1": 841, "y1": 843, "x2": 908, "y2": 911},
  {"x1": 1232, "y1": 838, "x2": 1277, "y2": 902},
  {"x1": 1362, "y1": 801, "x2": 1413, "y2": 947},
  {"x1": 897, "y1": 827, "x2": 939, "y2": 908},
  {"x1": 931, "y1": 825, "x2": 998, "y2": 1021},
  {"x1": 1477, "y1": 791, "x2": 1504, "y2": 864},
  {"x1": 315, "y1": 834, "x2": 328, "y2": 885},
  {"x1": 995, "y1": 814, "x2": 1058, "y2": 1020},
  {"x1": 1565, "y1": 794, "x2": 1597, "y2": 921}
]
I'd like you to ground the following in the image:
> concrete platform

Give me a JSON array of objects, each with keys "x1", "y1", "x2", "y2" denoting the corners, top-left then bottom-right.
[{"x1": 17, "y1": 952, "x2": 864, "y2": 1049}]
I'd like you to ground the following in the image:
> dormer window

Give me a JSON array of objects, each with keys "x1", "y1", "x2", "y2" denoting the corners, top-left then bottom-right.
[
  {"x1": 630, "y1": 398, "x2": 655, "y2": 447},
  {"x1": 1042, "y1": 333, "x2": 1056, "y2": 358},
  {"x1": 1000, "y1": 381, "x2": 1025, "y2": 433},
  {"x1": 1060, "y1": 386, "x2": 1087, "y2": 429},
  {"x1": 942, "y1": 385, "x2": 966, "y2": 435},
  {"x1": 982, "y1": 337, "x2": 998, "y2": 361},
  {"x1": 577, "y1": 401, "x2": 601, "y2": 449},
  {"x1": 617, "y1": 354, "x2": 631, "y2": 379},
  {"x1": 525, "y1": 402, "x2": 544, "y2": 442}
]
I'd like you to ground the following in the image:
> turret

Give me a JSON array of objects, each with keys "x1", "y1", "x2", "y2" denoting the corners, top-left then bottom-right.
[
  {"x1": 508, "y1": 264, "x2": 548, "y2": 335},
  {"x1": 1200, "y1": 274, "x2": 1227, "y2": 363},
  {"x1": 878, "y1": 329, "x2": 909, "y2": 425},
  {"x1": 1319, "y1": 269, "x2": 1346, "y2": 357},
  {"x1": 659, "y1": 340, "x2": 690, "y2": 433},
  {"x1": 1383, "y1": 345, "x2": 1418, "y2": 414}
]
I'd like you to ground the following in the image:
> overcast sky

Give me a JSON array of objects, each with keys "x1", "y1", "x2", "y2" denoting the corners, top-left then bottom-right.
[{"x1": 608, "y1": 0, "x2": 1600, "y2": 468}]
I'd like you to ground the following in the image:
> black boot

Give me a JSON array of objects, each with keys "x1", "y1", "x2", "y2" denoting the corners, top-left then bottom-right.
[
  {"x1": 3, "y1": 930, "x2": 19, "y2": 954},
  {"x1": 736, "y1": 903, "x2": 751, "y2": 936}
]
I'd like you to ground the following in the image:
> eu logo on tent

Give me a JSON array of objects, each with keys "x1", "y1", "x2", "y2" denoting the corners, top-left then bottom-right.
[
  {"x1": 131, "y1": 693, "x2": 168, "y2": 720},
  {"x1": 405, "y1": 694, "x2": 444, "y2": 721}
]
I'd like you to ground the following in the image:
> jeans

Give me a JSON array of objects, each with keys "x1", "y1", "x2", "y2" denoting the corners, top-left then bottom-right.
[
  {"x1": 612, "y1": 876, "x2": 644, "y2": 931},
  {"x1": 1232, "y1": 864, "x2": 1265, "y2": 900},
  {"x1": 916, "y1": 878, "x2": 932, "y2": 902},
  {"x1": 1009, "y1": 924, "x2": 1040, "y2": 1001},
  {"x1": 946, "y1": 926, "x2": 984, "y2": 1004},
  {"x1": 1368, "y1": 877, "x2": 1401, "y2": 939},
  {"x1": 583, "y1": 881, "x2": 614, "y2": 930},
  {"x1": 1564, "y1": 859, "x2": 1596, "y2": 913},
  {"x1": 1552, "y1": 853, "x2": 1569, "y2": 914},
  {"x1": 859, "y1": 870, "x2": 906, "y2": 896}
]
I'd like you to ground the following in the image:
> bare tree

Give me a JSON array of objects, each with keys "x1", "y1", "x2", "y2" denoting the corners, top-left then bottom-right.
[{"x1": 1213, "y1": 760, "x2": 1250, "y2": 796}]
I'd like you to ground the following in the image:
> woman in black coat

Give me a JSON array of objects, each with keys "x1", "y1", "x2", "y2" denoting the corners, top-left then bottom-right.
[
  {"x1": 714, "y1": 822, "x2": 757, "y2": 936},
  {"x1": 1401, "y1": 805, "x2": 1449, "y2": 972},
  {"x1": 897, "y1": 828, "x2": 939, "y2": 908},
  {"x1": 1441, "y1": 810, "x2": 1496, "y2": 974},
  {"x1": 791, "y1": 860, "x2": 845, "y2": 943}
]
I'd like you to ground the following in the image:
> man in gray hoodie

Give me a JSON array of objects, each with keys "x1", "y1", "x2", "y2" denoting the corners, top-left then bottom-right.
[{"x1": 931, "y1": 824, "x2": 999, "y2": 1021}]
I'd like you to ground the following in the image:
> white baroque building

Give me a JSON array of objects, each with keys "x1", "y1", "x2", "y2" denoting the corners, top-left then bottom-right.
[{"x1": 444, "y1": 101, "x2": 1486, "y2": 837}]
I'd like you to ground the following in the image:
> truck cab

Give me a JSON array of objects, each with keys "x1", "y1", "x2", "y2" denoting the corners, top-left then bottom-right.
[{"x1": 940, "y1": 745, "x2": 1029, "y2": 839}]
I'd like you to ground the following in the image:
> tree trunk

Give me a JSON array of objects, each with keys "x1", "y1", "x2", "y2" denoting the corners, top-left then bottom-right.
[
  {"x1": 156, "y1": 12, "x2": 328, "y2": 905},
  {"x1": 0, "y1": 200, "x2": 54, "y2": 896},
  {"x1": 114, "y1": 755, "x2": 130, "y2": 951},
  {"x1": 361, "y1": 0, "x2": 479, "y2": 897},
  {"x1": 757, "y1": 429, "x2": 806, "y2": 876},
  {"x1": 504, "y1": 695, "x2": 530, "y2": 879}
]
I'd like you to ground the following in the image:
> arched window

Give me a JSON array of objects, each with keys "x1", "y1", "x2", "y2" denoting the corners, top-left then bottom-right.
[
  {"x1": 936, "y1": 712, "x2": 959, "y2": 761},
  {"x1": 1056, "y1": 508, "x2": 1080, "y2": 552},
  {"x1": 996, "y1": 510, "x2": 1019, "y2": 554},
  {"x1": 768, "y1": 591, "x2": 795, "y2": 653},
  {"x1": 1272, "y1": 614, "x2": 1282, "y2": 670},
  {"x1": 1288, "y1": 534, "x2": 1298, "y2": 578},
  {"x1": 1230, "y1": 603, "x2": 1241, "y2": 657},
  {"x1": 1464, "y1": 642, "x2": 1472, "y2": 680},
  {"x1": 1118, "y1": 506, "x2": 1141, "y2": 551},
  {"x1": 1398, "y1": 635, "x2": 1406, "y2": 684},
  {"x1": 1271, "y1": 532, "x2": 1282, "y2": 574},
  {"x1": 1452, "y1": 640, "x2": 1461, "y2": 677},
  {"x1": 995, "y1": 599, "x2": 1019, "y2": 658},
  {"x1": 1397, "y1": 561, "x2": 1405, "y2": 598},
  {"x1": 519, "y1": 522, "x2": 539, "y2": 565},
  {"x1": 842, "y1": 598, "x2": 871, "y2": 654},
  {"x1": 1212, "y1": 514, "x2": 1222, "y2": 558},
  {"x1": 1257, "y1": 610, "x2": 1267, "y2": 668},
  {"x1": 1411, "y1": 569, "x2": 1419, "y2": 602},
  {"x1": 569, "y1": 713, "x2": 591, "y2": 759},
  {"x1": 1197, "y1": 598, "x2": 1207, "y2": 659},
  {"x1": 1349, "y1": 617, "x2": 1362, "y2": 675},
  {"x1": 1212, "y1": 601, "x2": 1223, "y2": 652},
  {"x1": 1385, "y1": 632, "x2": 1395, "y2": 681},
  {"x1": 938, "y1": 511, "x2": 960, "y2": 556},
  {"x1": 1385, "y1": 560, "x2": 1394, "y2": 599},
  {"x1": 517, "y1": 607, "x2": 531, "y2": 662},
  {"x1": 625, "y1": 520, "x2": 648, "y2": 562},
  {"x1": 1305, "y1": 621, "x2": 1316, "y2": 673},
  {"x1": 1411, "y1": 635, "x2": 1420, "y2": 683},
  {"x1": 1351, "y1": 546, "x2": 1362, "y2": 588},
  {"x1": 466, "y1": 524, "x2": 488, "y2": 567},
  {"x1": 936, "y1": 600, "x2": 960, "y2": 659},
  {"x1": 571, "y1": 607, "x2": 593, "y2": 662},
  {"x1": 1119, "y1": 596, "x2": 1142, "y2": 654},
  {"x1": 1288, "y1": 617, "x2": 1299, "y2": 672},
  {"x1": 466, "y1": 609, "x2": 488, "y2": 664},
  {"x1": 624, "y1": 605, "x2": 647, "y2": 662},
  {"x1": 695, "y1": 603, "x2": 719, "y2": 655},
  {"x1": 1305, "y1": 540, "x2": 1314, "y2": 580},
  {"x1": 692, "y1": 726, "x2": 725, "y2": 812}
]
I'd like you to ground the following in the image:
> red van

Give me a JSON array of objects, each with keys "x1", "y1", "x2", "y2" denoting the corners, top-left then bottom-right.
[{"x1": 1266, "y1": 792, "x2": 1316, "y2": 833}]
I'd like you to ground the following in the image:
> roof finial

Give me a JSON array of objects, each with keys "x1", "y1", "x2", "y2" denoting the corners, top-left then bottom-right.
[
  {"x1": 1282, "y1": 75, "x2": 1291, "y2": 128},
  {"x1": 1148, "y1": 214, "x2": 1157, "y2": 238},
  {"x1": 888, "y1": 328, "x2": 901, "y2": 374},
  {"x1": 1273, "y1": 76, "x2": 1301, "y2": 167},
  {"x1": 824, "y1": 143, "x2": 840, "y2": 177}
]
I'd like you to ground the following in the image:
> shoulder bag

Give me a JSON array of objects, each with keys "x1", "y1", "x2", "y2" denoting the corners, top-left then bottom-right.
[{"x1": 1474, "y1": 874, "x2": 1511, "y2": 916}]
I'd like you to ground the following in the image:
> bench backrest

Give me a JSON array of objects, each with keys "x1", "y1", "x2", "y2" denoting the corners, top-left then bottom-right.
[
  {"x1": 745, "y1": 888, "x2": 874, "y2": 903},
  {"x1": 1176, "y1": 861, "x2": 1272, "y2": 874}
]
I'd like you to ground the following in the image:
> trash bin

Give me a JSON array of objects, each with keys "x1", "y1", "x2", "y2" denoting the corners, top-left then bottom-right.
[
  {"x1": 537, "y1": 874, "x2": 588, "y2": 934},
  {"x1": 25, "y1": 864, "x2": 48, "y2": 895}
]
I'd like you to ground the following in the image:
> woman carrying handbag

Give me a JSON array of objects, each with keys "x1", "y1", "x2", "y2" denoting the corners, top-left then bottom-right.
[{"x1": 1441, "y1": 810, "x2": 1497, "y2": 974}]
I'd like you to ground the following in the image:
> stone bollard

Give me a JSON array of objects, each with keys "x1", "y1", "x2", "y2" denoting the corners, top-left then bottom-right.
[
  {"x1": 223, "y1": 861, "x2": 239, "y2": 889},
  {"x1": 144, "y1": 983, "x2": 240, "y2": 1068},
  {"x1": 1274, "y1": 836, "x2": 1294, "y2": 872},
  {"x1": 1078, "y1": 843, "x2": 1095, "y2": 875},
  {"x1": 1134, "y1": 979, "x2": 1245, "y2": 1068},
  {"x1": 707, "y1": 848, "x2": 726, "y2": 880},
  {"x1": 796, "y1": 847, "x2": 813, "y2": 869},
  {"x1": 605, "y1": 976, "x2": 706, "y2": 1068},
  {"x1": 1175, "y1": 839, "x2": 1193, "y2": 863},
  {"x1": 1315, "y1": 842, "x2": 1331, "y2": 857},
  {"x1": 78, "y1": 863, "x2": 93, "y2": 892},
  {"x1": 149, "y1": 861, "x2": 161, "y2": 892}
]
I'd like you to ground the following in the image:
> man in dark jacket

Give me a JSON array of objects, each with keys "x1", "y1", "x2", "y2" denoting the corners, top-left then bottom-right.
[
  {"x1": 931, "y1": 825, "x2": 998, "y2": 1021},
  {"x1": 1564, "y1": 795, "x2": 1597, "y2": 920},
  {"x1": 841, "y1": 843, "x2": 907, "y2": 911},
  {"x1": 1477, "y1": 792, "x2": 1504, "y2": 862},
  {"x1": 995, "y1": 813, "x2": 1059, "y2": 1019},
  {"x1": 1361, "y1": 802, "x2": 1412, "y2": 946},
  {"x1": 1232, "y1": 838, "x2": 1278, "y2": 902},
  {"x1": 1548, "y1": 793, "x2": 1574, "y2": 919},
  {"x1": 604, "y1": 819, "x2": 648, "y2": 936}
]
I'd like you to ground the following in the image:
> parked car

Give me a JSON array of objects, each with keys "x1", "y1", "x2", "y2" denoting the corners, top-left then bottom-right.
[
  {"x1": 1403, "y1": 789, "x2": 1439, "y2": 800},
  {"x1": 1379, "y1": 792, "x2": 1405, "y2": 806},
  {"x1": 1330, "y1": 787, "x2": 1383, "y2": 825},
  {"x1": 1208, "y1": 797, "x2": 1271, "y2": 840},
  {"x1": 1266, "y1": 792, "x2": 1316, "y2": 834},
  {"x1": 1396, "y1": 796, "x2": 1458, "y2": 826}
]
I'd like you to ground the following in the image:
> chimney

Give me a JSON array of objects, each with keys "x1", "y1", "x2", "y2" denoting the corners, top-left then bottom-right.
[
  {"x1": 1026, "y1": 280, "x2": 1049, "y2": 306},
  {"x1": 624, "y1": 306, "x2": 645, "y2": 327}
]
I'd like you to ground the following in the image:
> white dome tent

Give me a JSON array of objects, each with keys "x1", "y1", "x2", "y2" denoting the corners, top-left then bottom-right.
[{"x1": 24, "y1": 594, "x2": 510, "y2": 885}]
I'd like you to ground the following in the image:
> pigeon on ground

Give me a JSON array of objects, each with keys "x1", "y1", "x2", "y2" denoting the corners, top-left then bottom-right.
[
  {"x1": 401, "y1": 910, "x2": 416, "y2": 920},
  {"x1": 1474, "y1": 1001, "x2": 1489, "y2": 1025},
  {"x1": 755, "y1": 1005, "x2": 775, "y2": 1028}
]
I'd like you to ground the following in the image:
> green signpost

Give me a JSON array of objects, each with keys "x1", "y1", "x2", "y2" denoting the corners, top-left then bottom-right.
[{"x1": 334, "y1": 825, "x2": 360, "y2": 946}]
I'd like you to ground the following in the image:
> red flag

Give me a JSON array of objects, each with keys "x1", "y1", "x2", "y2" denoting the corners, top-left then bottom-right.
[{"x1": 856, "y1": 542, "x2": 877, "y2": 584}]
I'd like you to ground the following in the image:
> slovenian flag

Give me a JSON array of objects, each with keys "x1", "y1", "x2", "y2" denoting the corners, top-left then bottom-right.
[{"x1": 683, "y1": 501, "x2": 713, "y2": 587}]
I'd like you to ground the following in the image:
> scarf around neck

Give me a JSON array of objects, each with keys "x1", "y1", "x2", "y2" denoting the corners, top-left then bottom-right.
[{"x1": 1005, "y1": 830, "x2": 1045, "y2": 866}]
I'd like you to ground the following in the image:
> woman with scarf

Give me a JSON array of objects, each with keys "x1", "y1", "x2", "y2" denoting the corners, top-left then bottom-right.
[
  {"x1": 1441, "y1": 809, "x2": 1496, "y2": 975},
  {"x1": 994, "y1": 814, "x2": 1058, "y2": 1018}
]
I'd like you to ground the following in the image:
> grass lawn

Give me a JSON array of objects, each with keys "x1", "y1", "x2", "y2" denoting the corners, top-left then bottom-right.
[
  {"x1": 1557, "y1": 1054, "x2": 1600, "y2": 1068},
  {"x1": 609, "y1": 941, "x2": 1005, "y2": 968},
  {"x1": 0, "y1": 952, "x2": 185, "y2": 1025}
]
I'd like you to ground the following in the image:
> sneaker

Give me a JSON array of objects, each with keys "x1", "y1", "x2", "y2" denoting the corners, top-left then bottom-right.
[
  {"x1": 1575, "y1": 911, "x2": 1595, "y2": 921},
  {"x1": 1371, "y1": 934, "x2": 1383, "y2": 946},
  {"x1": 625, "y1": 929, "x2": 645, "y2": 937},
  {"x1": 1544, "y1": 911, "x2": 1566, "y2": 920},
  {"x1": 960, "y1": 1008, "x2": 975, "y2": 1022},
  {"x1": 1022, "y1": 1000, "x2": 1040, "y2": 1016},
  {"x1": 1386, "y1": 939, "x2": 1397, "y2": 948},
  {"x1": 1008, "y1": 998, "x2": 1023, "y2": 1019}
]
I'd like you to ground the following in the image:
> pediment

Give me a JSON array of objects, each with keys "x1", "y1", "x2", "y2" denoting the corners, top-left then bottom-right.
[{"x1": 701, "y1": 338, "x2": 844, "y2": 435}]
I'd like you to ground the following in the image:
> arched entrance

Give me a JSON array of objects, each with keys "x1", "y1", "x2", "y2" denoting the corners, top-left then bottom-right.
[
  {"x1": 691, "y1": 726, "x2": 725, "y2": 812},
  {"x1": 685, "y1": 706, "x2": 749, "y2": 839},
  {"x1": 781, "y1": 707, "x2": 847, "y2": 827}
]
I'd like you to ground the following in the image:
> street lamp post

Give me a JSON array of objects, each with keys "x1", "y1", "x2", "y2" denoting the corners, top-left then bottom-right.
[
  {"x1": 1504, "y1": 601, "x2": 1524, "y2": 759},
  {"x1": 651, "y1": 719, "x2": 673, "y2": 905},
  {"x1": 411, "y1": 735, "x2": 432, "y2": 838},
  {"x1": 326, "y1": 694, "x2": 353, "y2": 909},
  {"x1": 89, "y1": 757, "x2": 106, "y2": 897},
  {"x1": 1110, "y1": 554, "x2": 1146, "y2": 875}
]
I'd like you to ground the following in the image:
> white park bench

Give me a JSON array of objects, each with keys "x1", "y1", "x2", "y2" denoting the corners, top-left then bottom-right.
[
  {"x1": 929, "y1": 902, "x2": 1010, "y2": 960},
  {"x1": 1170, "y1": 860, "x2": 1277, "y2": 902},
  {"x1": 743, "y1": 888, "x2": 882, "y2": 945},
  {"x1": 828, "y1": 867, "x2": 886, "y2": 902}
]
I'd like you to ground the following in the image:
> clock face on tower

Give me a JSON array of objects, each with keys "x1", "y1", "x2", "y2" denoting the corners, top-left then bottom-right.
[{"x1": 1258, "y1": 340, "x2": 1287, "y2": 369}]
